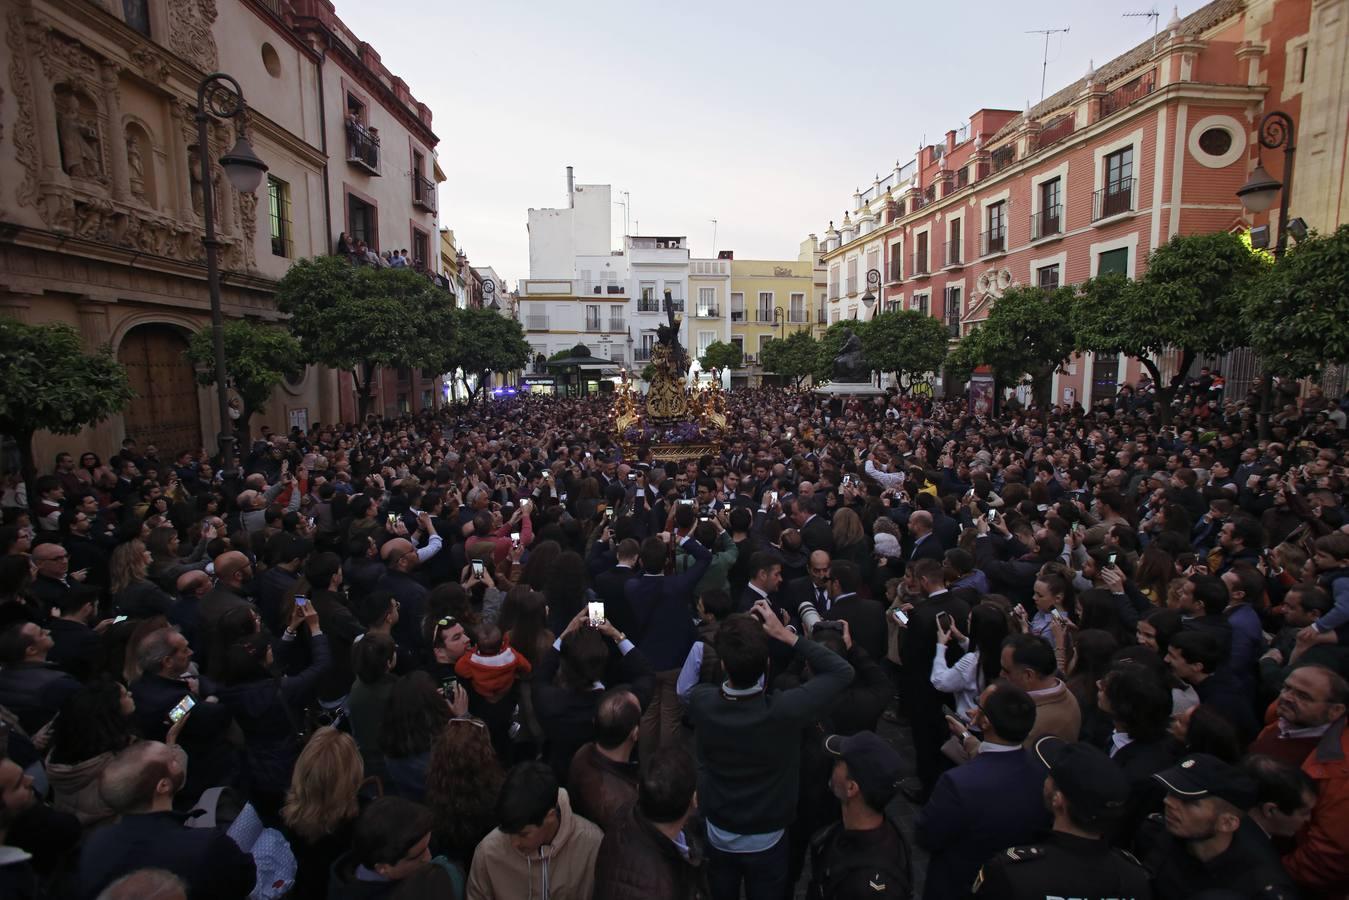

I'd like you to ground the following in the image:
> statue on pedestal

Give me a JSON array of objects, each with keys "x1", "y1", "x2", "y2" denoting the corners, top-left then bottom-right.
[{"x1": 832, "y1": 327, "x2": 869, "y2": 383}]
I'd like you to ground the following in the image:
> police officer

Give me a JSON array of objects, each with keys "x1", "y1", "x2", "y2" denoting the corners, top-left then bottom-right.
[
  {"x1": 807, "y1": 730, "x2": 913, "y2": 899},
  {"x1": 1139, "y1": 754, "x2": 1298, "y2": 899},
  {"x1": 974, "y1": 737, "x2": 1152, "y2": 899}
]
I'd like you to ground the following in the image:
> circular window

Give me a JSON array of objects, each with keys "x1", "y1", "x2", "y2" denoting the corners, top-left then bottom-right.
[
  {"x1": 261, "y1": 43, "x2": 282, "y2": 78},
  {"x1": 1198, "y1": 127, "x2": 1232, "y2": 156},
  {"x1": 283, "y1": 365, "x2": 308, "y2": 393},
  {"x1": 1188, "y1": 115, "x2": 1245, "y2": 169}
]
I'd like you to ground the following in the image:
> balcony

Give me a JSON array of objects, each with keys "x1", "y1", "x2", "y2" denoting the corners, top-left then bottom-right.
[
  {"x1": 755, "y1": 310, "x2": 776, "y2": 323},
  {"x1": 637, "y1": 298, "x2": 662, "y2": 313},
  {"x1": 741, "y1": 354, "x2": 759, "y2": 366},
  {"x1": 1033, "y1": 114, "x2": 1076, "y2": 151},
  {"x1": 1092, "y1": 178, "x2": 1136, "y2": 222},
  {"x1": 816, "y1": 310, "x2": 828, "y2": 324},
  {"x1": 730, "y1": 309, "x2": 745, "y2": 322},
  {"x1": 947, "y1": 310, "x2": 961, "y2": 337},
  {"x1": 911, "y1": 251, "x2": 930, "y2": 277},
  {"x1": 954, "y1": 167, "x2": 969, "y2": 190},
  {"x1": 944, "y1": 239, "x2": 963, "y2": 268},
  {"x1": 991, "y1": 144, "x2": 1016, "y2": 173},
  {"x1": 608, "y1": 318, "x2": 626, "y2": 333},
  {"x1": 980, "y1": 227, "x2": 1007, "y2": 257},
  {"x1": 412, "y1": 172, "x2": 436, "y2": 213},
  {"x1": 910, "y1": 192, "x2": 927, "y2": 213},
  {"x1": 634, "y1": 347, "x2": 652, "y2": 362},
  {"x1": 1030, "y1": 205, "x2": 1063, "y2": 240},
  {"x1": 584, "y1": 317, "x2": 602, "y2": 332},
  {"x1": 695, "y1": 306, "x2": 720, "y2": 318},
  {"x1": 345, "y1": 123, "x2": 380, "y2": 174},
  {"x1": 788, "y1": 310, "x2": 807, "y2": 324},
  {"x1": 525, "y1": 315, "x2": 550, "y2": 331},
  {"x1": 1101, "y1": 69, "x2": 1156, "y2": 117}
]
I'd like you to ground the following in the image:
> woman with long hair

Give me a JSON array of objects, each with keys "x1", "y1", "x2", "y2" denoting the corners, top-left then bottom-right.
[
  {"x1": 1064, "y1": 628, "x2": 1120, "y2": 750},
  {"x1": 931, "y1": 603, "x2": 1009, "y2": 719},
  {"x1": 145, "y1": 525, "x2": 206, "y2": 591},
  {"x1": 543, "y1": 550, "x2": 590, "y2": 634},
  {"x1": 215, "y1": 602, "x2": 330, "y2": 819},
  {"x1": 425, "y1": 717, "x2": 504, "y2": 867},
  {"x1": 1133, "y1": 544, "x2": 1175, "y2": 607},
  {"x1": 46, "y1": 681, "x2": 139, "y2": 826},
  {"x1": 501, "y1": 586, "x2": 553, "y2": 667},
  {"x1": 830, "y1": 507, "x2": 873, "y2": 586},
  {"x1": 348, "y1": 632, "x2": 397, "y2": 775},
  {"x1": 110, "y1": 539, "x2": 174, "y2": 618},
  {"x1": 517, "y1": 539, "x2": 561, "y2": 592},
  {"x1": 281, "y1": 727, "x2": 368, "y2": 900},
  {"x1": 379, "y1": 670, "x2": 463, "y2": 799}
]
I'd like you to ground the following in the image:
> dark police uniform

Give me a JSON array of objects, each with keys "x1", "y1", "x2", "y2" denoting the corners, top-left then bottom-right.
[
  {"x1": 807, "y1": 817, "x2": 912, "y2": 900},
  {"x1": 972, "y1": 831, "x2": 1153, "y2": 899},
  {"x1": 1139, "y1": 815, "x2": 1298, "y2": 900}
]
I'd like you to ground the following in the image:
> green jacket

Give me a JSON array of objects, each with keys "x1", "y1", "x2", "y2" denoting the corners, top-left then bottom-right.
[{"x1": 676, "y1": 531, "x2": 738, "y2": 597}]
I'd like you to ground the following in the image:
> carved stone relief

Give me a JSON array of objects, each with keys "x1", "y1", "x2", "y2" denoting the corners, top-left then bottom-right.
[
  {"x1": 6, "y1": 10, "x2": 41, "y2": 209},
  {"x1": 169, "y1": 0, "x2": 219, "y2": 72},
  {"x1": 56, "y1": 88, "x2": 103, "y2": 178}
]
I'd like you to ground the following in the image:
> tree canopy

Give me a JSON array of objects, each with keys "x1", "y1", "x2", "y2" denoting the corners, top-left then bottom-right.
[
  {"x1": 953, "y1": 285, "x2": 1076, "y2": 405},
  {"x1": 761, "y1": 330, "x2": 820, "y2": 389},
  {"x1": 443, "y1": 307, "x2": 531, "y2": 401},
  {"x1": 698, "y1": 340, "x2": 743, "y2": 379},
  {"x1": 0, "y1": 318, "x2": 133, "y2": 485},
  {"x1": 1243, "y1": 225, "x2": 1349, "y2": 381},
  {"x1": 185, "y1": 319, "x2": 302, "y2": 441},
  {"x1": 274, "y1": 256, "x2": 455, "y2": 417},
  {"x1": 862, "y1": 309, "x2": 949, "y2": 392}
]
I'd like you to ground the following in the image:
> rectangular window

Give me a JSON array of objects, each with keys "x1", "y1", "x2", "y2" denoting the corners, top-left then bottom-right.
[
  {"x1": 122, "y1": 0, "x2": 150, "y2": 36},
  {"x1": 790, "y1": 293, "x2": 805, "y2": 323},
  {"x1": 944, "y1": 286, "x2": 961, "y2": 336},
  {"x1": 915, "y1": 232, "x2": 929, "y2": 274},
  {"x1": 831, "y1": 309, "x2": 840, "y2": 324},
  {"x1": 758, "y1": 335, "x2": 774, "y2": 355},
  {"x1": 1098, "y1": 248, "x2": 1129, "y2": 277},
  {"x1": 609, "y1": 304, "x2": 625, "y2": 332},
  {"x1": 866, "y1": 248, "x2": 880, "y2": 279},
  {"x1": 986, "y1": 202, "x2": 1006, "y2": 254},
  {"x1": 1038, "y1": 264, "x2": 1061, "y2": 289},
  {"x1": 846, "y1": 258, "x2": 858, "y2": 295},
  {"x1": 698, "y1": 287, "x2": 716, "y2": 316},
  {"x1": 730, "y1": 292, "x2": 745, "y2": 321},
  {"x1": 585, "y1": 304, "x2": 601, "y2": 331},
  {"x1": 731, "y1": 336, "x2": 744, "y2": 356},
  {"x1": 698, "y1": 331, "x2": 716, "y2": 358},
  {"x1": 947, "y1": 219, "x2": 962, "y2": 265},
  {"x1": 847, "y1": 306, "x2": 858, "y2": 320},
  {"x1": 888, "y1": 244, "x2": 902, "y2": 282},
  {"x1": 758, "y1": 292, "x2": 774, "y2": 323},
  {"x1": 1098, "y1": 147, "x2": 1135, "y2": 218},
  {"x1": 829, "y1": 265, "x2": 841, "y2": 299},
  {"x1": 913, "y1": 293, "x2": 929, "y2": 316},
  {"x1": 412, "y1": 230, "x2": 429, "y2": 269},
  {"x1": 348, "y1": 194, "x2": 375, "y2": 249},
  {"x1": 267, "y1": 176, "x2": 291, "y2": 258},
  {"x1": 1036, "y1": 178, "x2": 1062, "y2": 239}
]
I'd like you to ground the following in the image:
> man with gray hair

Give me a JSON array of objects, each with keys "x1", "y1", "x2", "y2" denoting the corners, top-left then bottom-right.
[{"x1": 79, "y1": 742, "x2": 255, "y2": 899}]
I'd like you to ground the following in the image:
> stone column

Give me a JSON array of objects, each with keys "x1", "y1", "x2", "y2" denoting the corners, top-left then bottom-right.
[
  {"x1": 168, "y1": 99, "x2": 195, "y2": 222},
  {"x1": 100, "y1": 61, "x2": 131, "y2": 202},
  {"x1": 26, "y1": 28, "x2": 68, "y2": 188},
  {"x1": 76, "y1": 296, "x2": 112, "y2": 347}
]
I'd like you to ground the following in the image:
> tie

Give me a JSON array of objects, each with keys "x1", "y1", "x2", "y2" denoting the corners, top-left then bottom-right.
[{"x1": 817, "y1": 587, "x2": 827, "y2": 610}]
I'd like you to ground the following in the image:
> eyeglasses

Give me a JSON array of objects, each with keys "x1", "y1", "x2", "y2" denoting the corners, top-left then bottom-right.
[{"x1": 449, "y1": 716, "x2": 486, "y2": 729}]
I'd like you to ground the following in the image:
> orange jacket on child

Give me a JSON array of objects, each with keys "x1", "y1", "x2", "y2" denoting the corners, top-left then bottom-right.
[{"x1": 454, "y1": 640, "x2": 532, "y2": 698}]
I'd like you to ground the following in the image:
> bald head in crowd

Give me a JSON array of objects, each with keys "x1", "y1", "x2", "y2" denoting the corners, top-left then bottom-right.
[
  {"x1": 909, "y1": 510, "x2": 933, "y2": 537},
  {"x1": 175, "y1": 570, "x2": 211, "y2": 599},
  {"x1": 381, "y1": 538, "x2": 417, "y2": 572},
  {"x1": 212, "y1": 551, "x2": 251, "y2": 589}
]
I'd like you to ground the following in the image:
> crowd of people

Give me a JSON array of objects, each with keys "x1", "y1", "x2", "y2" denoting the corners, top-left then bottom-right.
[{"x1": 0, "y1": 377, "x2": 1347, "y2": 900}]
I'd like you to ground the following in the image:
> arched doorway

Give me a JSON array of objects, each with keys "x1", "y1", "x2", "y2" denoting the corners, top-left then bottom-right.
[{"x1": 118, "y1": 324, "x2": 203, "y2": 455}]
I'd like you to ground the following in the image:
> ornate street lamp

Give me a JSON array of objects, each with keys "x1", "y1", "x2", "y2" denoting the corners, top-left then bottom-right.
[
  {"x1": 1237, "y1": 111, "x2": 1296, "y2": 257},
  {"x1": 861, "y1": 268, "x2": 881, "y2": 318},
  {"x1": 196, "y1": 72, "x2": 268, "y2": 473}
]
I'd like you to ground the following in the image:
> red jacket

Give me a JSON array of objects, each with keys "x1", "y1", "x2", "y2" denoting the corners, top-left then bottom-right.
[{"x1": 1281, "y1": 716, "x2": 1349, "y2": 898}]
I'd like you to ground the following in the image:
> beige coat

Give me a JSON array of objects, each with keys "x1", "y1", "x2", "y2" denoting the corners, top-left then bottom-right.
[
  {"x1": 1024, "y1": 678, "x2": 1082, "y2": 746},
  {"x1": 467, "y1": 788, "x2": 602, "y2": 900}
]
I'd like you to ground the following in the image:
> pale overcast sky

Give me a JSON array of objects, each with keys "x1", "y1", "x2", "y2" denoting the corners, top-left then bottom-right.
[{"x1": 337, "y1": 0, "x2": 1208, "y2": 286}]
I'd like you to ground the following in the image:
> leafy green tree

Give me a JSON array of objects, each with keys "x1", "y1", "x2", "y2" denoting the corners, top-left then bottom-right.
[
  {"x1": 0, "y1": 319, "x2": 133, "y2": 491},
  {"x1": 1244, "y1": 225, "x2": 1349, "y2": 426},
  {"x1": 761, "y1": 330, "x2": 820, "y2": 389},
  {"x1": 862, "y1": 309, "x2": 950, "y2": 393},
  {"x1": 185, "y1": 319, "x2": 302, "y2": 443},
  {"x1": 1074, "y1": 231, "x2": 1267, "y2": 420},
  {"x1": 812, "y1": 320, "x2": 868, "y2": 385},
  {"x1": 640, "y1": 363, "x2": 657, "y2": 383},
  {"x1": 274, "y1": 256, "x2": 455, "y2": 418},
  {"x1": 698, "y1": 340, "x2": 742, "y2": 381},
  {"x1": 444, "y1": 307, "x2": 531, "y2": 402},
  {"x1": 954, "y1": 285, "x2": 1076, "y2": 406},
  {"x1": 551, "y1": 344, "x2": 592, "y2": 360}
]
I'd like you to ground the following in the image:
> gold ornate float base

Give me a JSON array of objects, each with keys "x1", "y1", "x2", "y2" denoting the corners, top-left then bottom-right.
[{"x1": 621, "y1": 442, "x2": 722, "y2": 464}]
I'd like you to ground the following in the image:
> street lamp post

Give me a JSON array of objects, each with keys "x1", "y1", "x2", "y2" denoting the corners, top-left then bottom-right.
[
  {"x1": 1236, "y1": 110, "x2": 1296, "y2": 439},
  {"x1": 860, "y1": 268, "x2": 881, "y2": 318},
  {"x1": 195, "y1": 72, "x2": 268, "y2": 473}
]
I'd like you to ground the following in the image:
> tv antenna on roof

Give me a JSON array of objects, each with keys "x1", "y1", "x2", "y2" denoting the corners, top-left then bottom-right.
[
  {"x1": 1124, "y1": 7, "x2": 1161, "y2": 52},
  {"x1": 1025, "y1": 27, "x2": 1070, "y2": 103}
]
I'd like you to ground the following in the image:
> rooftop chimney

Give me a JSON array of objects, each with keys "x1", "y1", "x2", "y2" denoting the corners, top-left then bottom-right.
[{"x1": 566, "y1": 166, "x2": 574, "y2": 208}]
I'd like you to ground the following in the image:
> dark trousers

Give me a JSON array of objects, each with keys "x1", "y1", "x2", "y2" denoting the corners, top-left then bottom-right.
[{"x1": 707, "y1": 834, "x2": 790, "y2": 900}]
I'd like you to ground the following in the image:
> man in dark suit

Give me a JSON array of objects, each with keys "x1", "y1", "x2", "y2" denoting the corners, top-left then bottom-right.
[
  {"x1": 915, "y1": 494, "x2": 959, "y2": 552},
  {"x1": 901, "y1": 558, "x2": 972, "y2": 799},
  {"x1": 793, "y1": 495, "x2": 835, "y2": 556},
  {"x1": 821, "y1": 560, "x2": 887, "y2": 663},
  {"x1": 738, "y1": 551, "x2": 786, "y2": 617},
  {"x1": 906, "y1": 511, "x2": 944, "y2": 565},
  {"x1": 781, "y1": 550, "x2": 832, "y2": 621},
  {"x1": 915, "y1": 683, "x2": 1051, "y2": 900},
  {"x1": 625, "y1": 532, "x2": 711, "y2": 760},
  {"x1": 593, "y1": 538, "x2": 641, "y2": 637}
]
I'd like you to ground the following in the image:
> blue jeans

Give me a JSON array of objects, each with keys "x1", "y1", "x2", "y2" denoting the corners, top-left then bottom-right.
[{"x1": 707, "y1": 833, "x2": 790, "y2": 900}]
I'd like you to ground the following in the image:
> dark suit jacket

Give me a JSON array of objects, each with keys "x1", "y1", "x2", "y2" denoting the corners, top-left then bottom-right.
[
  {"x1": 907, "y1": 533, "x2": 944, "y2": 564},
  {"x1": 823, "y1": 594, "x2": 888, "y2": 663},
  {"x1": 594, "y1": 564, "x2": 639, "y2": 635},
  {"x1": 625, "y1": 539, "x2": 712, "y2": 670},
  {"x1": 900, "y1": 591, "x2": 972, "y2": 701},
  {"x1": 782, "y1": 575, "x2": 830, "y2": 620},
  {"x1": 916, "y1": 747, "x2": 1052, "y2": 900},
  {"x1": 800, "y1": 516, "x2": 835, "y2": 555},
  {"x1": 930, "y1": 512, "x2": 960, "y2": 552},
  {"x1": 46, "y1": 618, "x2": 99, "y2": 682}
]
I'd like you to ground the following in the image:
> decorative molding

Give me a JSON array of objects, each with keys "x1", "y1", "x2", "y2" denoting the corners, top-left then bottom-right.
[
  {"x1": 6, "y1": 11, "x2": 40, "y2": 210},
  {"x1": 168, "y1": 0, "x2": 219, "y2": 72},
  {"x1": 128, "y1": 45, "x2": 170, "y2": 83}
]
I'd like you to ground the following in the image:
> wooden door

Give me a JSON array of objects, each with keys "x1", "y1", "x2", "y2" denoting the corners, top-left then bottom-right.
[{"x1": 119, "y1": 324, "x2": 203, "y2": 456}]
